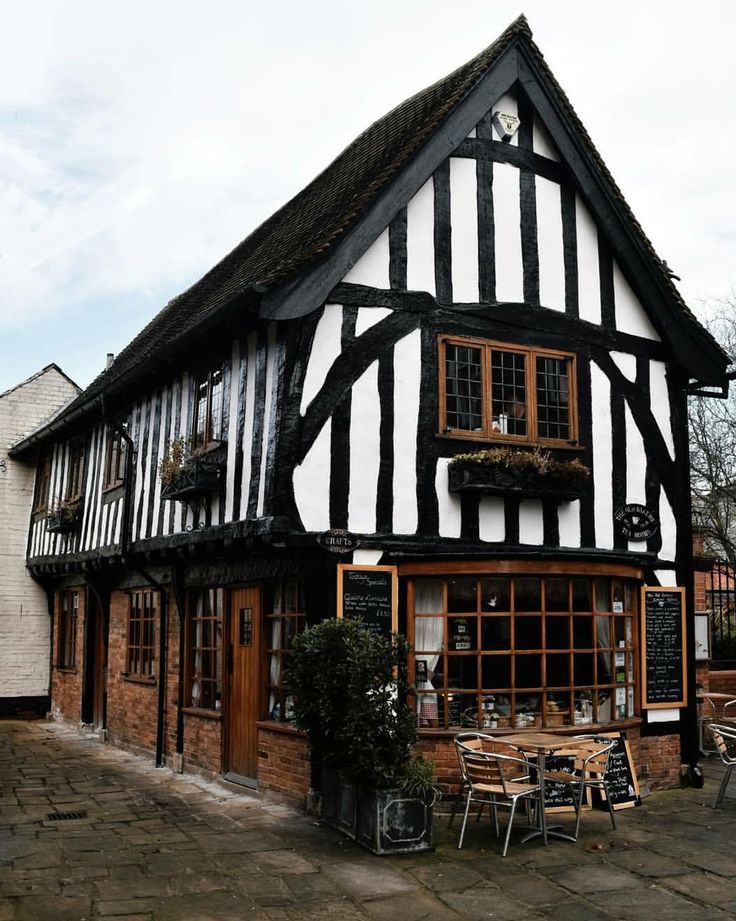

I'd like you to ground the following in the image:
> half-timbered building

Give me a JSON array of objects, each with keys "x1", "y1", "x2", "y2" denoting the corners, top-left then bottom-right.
[{"x1": 11, "y1": 17, "x2": 729, "y2": 798}]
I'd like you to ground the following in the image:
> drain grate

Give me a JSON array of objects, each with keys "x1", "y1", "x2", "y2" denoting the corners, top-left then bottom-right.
[{"x1": 47, "y1": 810, "x2": 87, "y2": 821}]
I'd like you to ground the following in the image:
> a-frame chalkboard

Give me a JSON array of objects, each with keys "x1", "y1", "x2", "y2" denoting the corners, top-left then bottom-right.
[
  {"x1": 640, "y1": 586, "x2": 687, "y2": 709},
  {"x1": 337, "y1": 565, "x2": 398, "y2": 638},
  {"x1": 599, "y1": 731, "x2": 641, "y2": 810}
]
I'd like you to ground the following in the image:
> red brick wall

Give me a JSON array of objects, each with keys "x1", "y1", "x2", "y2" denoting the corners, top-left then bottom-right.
[
  {"x1": 182, "y1": 711, "x2": 223, "y2": 774},
  {"x1": 417, "y1": 723, "x2": 682, "y2": 795},
  {"x1": 257, "y1": 724, "x2": 311, "y2": 803},
  {"x1": 51, "y1": 587, "x2": 85, "y2": 723}
]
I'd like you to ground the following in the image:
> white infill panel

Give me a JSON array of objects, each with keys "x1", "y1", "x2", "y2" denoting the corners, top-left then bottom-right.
[
  {"x1": 532, "y1": 117, "x2": 560, "y2": 161},
  {"x1": 649, "y1": 361, "x2": 675, "y2": 462},
  {"x1": 151, "y1": 386, "x2": 170, "y2": 537},
  {"x1": 355, "y1": 306, "x2": 392, "y2": 337},
  {"x1": 536, "y1": 176, "x2": 565, "y2": 311},
  {"x1": 257, "y1": 326, "x2": 279, "y2": 517},
  {"x1": 558, "y1": 500, "x2": 581, "y2": 548},
  {"x1": 479, "y1": 496, "x2": 505, "y2": 543},
  {"x1": 343, "y1": 227, "x2": 390, "y2": 289},
  {"x1": 392, "y1": 330, "x2": 421, "y2": 534},
  {"x1": 591, "y1": 364, "x2": 613, "y2": 549},
  {"x1": 611, "y1": 350, "x2": 637, "y2": 383},
  {"x1": 293, "y1": 420, "x2": 331, "y2": 532},
  {"x1": 435, "y1": 458, "x2": 462, "y2": 538},
  {"x1": 406, "y1": 178, "x2": 436, "y2": 296},
  {"x1": 301, "y1": 305, "x2": 343, "y2": 415},
  {"x1": 174, "y1": 375, "x2": 190, "y2": 534},
  {"x1": 519, "y1": 499, "x2": 544, "y2": 545},
  {"x1": 449, "y1": 157, "x2": 479, "y2": 303},
  {"x1": 613, "y1": 262, "x2": 660, "y2": 340},
  {"x1": 348, "y1": 360, "x2": 380, "y2": 535},
  {"x1": 625, "y1": 404, "x2": 648, "y2": 552},
  {"x1": 658, "y1": 498, "x2": 678, "y2": 565},
  {"x1": 493, "y1": 162, "x2": 523, "y2": 303},
  {"x1": 575, "y1": 194, "x2": 601, "y2": 325}
]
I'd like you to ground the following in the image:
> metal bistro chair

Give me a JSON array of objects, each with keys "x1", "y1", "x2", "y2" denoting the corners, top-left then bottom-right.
[
  {"x1": 708, "y1": 723, "x2": 736, "y2": 808},
  {"x1": 543, "y1": 735, "x2": 616, "y2": 840},
  {"x1": 456, "y1": 741, "x2": 541, "y2": 857},
  {"x1": 450, "y1": 731, "x2": 497, "y2": 828}
]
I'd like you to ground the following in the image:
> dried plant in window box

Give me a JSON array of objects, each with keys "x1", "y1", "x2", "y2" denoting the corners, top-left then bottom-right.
[{"x1": 448, "y1": 447, "x2": 590, "y2": 499}]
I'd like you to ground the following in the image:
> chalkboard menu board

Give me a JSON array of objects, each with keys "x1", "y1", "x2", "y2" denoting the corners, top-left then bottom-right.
[
  {"x1": 536, "y1": 754, "x2": 584, "y2": 814},
  {"x1": 641, "y1": 587, "x2": 687, "y2": 709},
  {"x1": 337, "y1": 565, "x2": 398, "y2": 638},
  {"x1": 599, "y1": 732, "x2": 640, "y2": 810}
]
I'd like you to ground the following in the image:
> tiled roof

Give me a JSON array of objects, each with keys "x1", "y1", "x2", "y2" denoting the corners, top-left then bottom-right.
[{"x1": 21, "y1": 14, "x2": 729, "y2": 445}]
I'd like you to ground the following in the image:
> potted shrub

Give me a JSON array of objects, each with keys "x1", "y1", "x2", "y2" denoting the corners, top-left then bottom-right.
[
  {"x1": 286, "y1": 617, "x2": 438, "y2": 854},
  {"x1": 448, "y1": 446, "x2": 590, "y2": 500}
]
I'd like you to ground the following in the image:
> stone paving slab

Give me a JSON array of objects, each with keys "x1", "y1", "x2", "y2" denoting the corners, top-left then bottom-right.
[{"x1": 3, "y1": 720, "x2": 736, "y2": 920}]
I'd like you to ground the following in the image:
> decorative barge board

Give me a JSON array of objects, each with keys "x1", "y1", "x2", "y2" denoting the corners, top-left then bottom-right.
[{"x1": 9, "y1": 16, "x2": 729, "y2": 795}]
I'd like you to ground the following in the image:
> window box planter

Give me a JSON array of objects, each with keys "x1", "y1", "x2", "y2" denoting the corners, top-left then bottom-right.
[
  {"x1": 320, "y1": 767, "x2": 433, "y2": 855},
  {"x1": 46, "y1": 499, "x2": 82, "y2": 534},
  {"x1": 160, "y1": 456, "x2": 224, "y2": 501},
  {"x1": 448, "y1": 448, "x2": 590, "y2": 501}
]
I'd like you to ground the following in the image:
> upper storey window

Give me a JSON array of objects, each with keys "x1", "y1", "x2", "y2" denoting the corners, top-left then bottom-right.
[
  {"x1": 66, "y1": 439, "x2": 86, "y2": 500},
  {"x1": 104, "y1": 430, "x2": 127, "y2": 490},
  {"x1": 439, "y1": 336, "x2": 577, "y2": 446},
  {"x1": 192, "y1": 368, "x2": 224, "y2": 451},
  {"x1": 33, "y1": 452, "x2": 52, "y2": 513}
]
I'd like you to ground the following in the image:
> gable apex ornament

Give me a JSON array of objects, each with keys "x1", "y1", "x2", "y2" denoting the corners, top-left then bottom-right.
[{"x1": 491, "y1": 111, "x2": 521, "y2": 143}]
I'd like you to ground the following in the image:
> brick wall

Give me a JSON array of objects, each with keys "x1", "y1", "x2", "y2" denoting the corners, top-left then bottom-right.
[
  {"x1": 50, "y1": 587, "x2": 85, "y2": 723},
  {"x1": 257, "y1": 724, "x2": 311, "y2": 803},
  {"x1": 0, "y1": 366, "x2": 79, "y2": 702}
]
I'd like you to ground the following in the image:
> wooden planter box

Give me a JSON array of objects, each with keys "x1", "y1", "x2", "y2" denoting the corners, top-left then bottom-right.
[
  {"x1": 160, "y1": 457, "x2": 224, "y2": 501},
  {"x1": 46, "y1": 502, "x2": 82, "y2": 534},
  {"x1": 448, "y1": 460, "x2": 587, "y2": 501},
  {"x1": 320, "y1": 767, "x2": 433, "y2": 855}
]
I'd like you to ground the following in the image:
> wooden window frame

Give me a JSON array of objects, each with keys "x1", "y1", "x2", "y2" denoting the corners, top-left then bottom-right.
[
  {"x1": 33, "y1": 451, "x2": 53, "y2": 514},
  {"x1": 66, "y1": 438, "x2": 87, "y2": 501},
  {"x1": 408, "y1": 570, "x2": 639, "y2": 732},
  {"x1": 438, "y1": 335, "x2": 579, "y2": 447},
  {"x1": 126, "y1": 591, "x2": 157, "y2": 680},
  {"x1": 57, "y1": 590, "x2": 78, "y2": 670},
  {"x1": 185, "y1": 587, "x2": 224, "y2": 713},
  {"x1": 103, "y1": 430, "x2": 127, "y2": 491},
  {"x1": 191, "y1": 367, "x2": 225, "y2": 453},
  {"x1": 264, "y1": 581, "x2": 305, "y2": 722}
]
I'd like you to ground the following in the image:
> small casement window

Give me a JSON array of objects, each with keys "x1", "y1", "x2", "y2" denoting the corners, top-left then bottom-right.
[
  {"x1": 186, "y1": 588, "x2": 224, "y2": 711},
  {"x1": 409, "y1": 572, "x2": 638, "y2": 731},
  {"x1": 265, "y1": 581, "x2": 305, "y2": 722},
  {"x1": 66, "y1": 439, "x2": 86, "y2": 500},
  {"x1": 104, "y1": 430, "x2": 127, "y2": 490},
  {"x1": 439, "y1": 336, "x2": 577, "y2": 445},
  {"x1": 192, "y1": 368, "x2": 224, "y2": 451},
  {"x1": 33, "y1": 452, "x2": 53, "y2": 513},
  {"x1": 127, "y1": 591, "x2": 157, "y2": 678},
  {"x1": 58, "y1": 590, "x2": 79, "y2": 669}
]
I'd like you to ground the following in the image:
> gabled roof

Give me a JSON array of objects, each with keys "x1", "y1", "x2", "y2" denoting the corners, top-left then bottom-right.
[{"x1": 14, "y1": 15, "x2": 729, "y2": 454}]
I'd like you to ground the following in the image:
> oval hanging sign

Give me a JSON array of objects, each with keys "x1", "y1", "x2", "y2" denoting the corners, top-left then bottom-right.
[
  {"x1": 317, "y1": 529, "x2": 360, "y2": 554},
  {"x1": 615, "y1": 504, "x2": 659, "y2": 541}
]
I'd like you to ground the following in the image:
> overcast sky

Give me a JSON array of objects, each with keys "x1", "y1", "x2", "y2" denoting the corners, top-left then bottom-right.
[{"x1": 2, "y1": 0, "x2": 735, "y2": 393}]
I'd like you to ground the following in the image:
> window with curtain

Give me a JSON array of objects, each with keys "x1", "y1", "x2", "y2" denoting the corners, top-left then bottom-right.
[
  {"x1": 409, "y1": 573, "x2": 638, "y2": 730},
  {"x1": 439, "y1": 335, "x2": 577, "y2": 445},
  {"x1": 265, "y1": 581, "x2": 304, "y2": 721},
  {"x1": 187, "y1": 588, "x2": 224, "y2": 711},
  {"x1": 192, "y1": 368, "x2": 224, "y2": 451}
]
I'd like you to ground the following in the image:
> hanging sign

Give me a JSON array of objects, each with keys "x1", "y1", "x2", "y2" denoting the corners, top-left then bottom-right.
[
  {"x1": 640, "y1": 587, "x2": 687, "y2": 709},
  {"x1": 318, "y1": 529, "x2": 360, "y2": 554},
  {"x1": 615, "y1": 504, "x2": 659, "y2": 541},
  {"x1": 337, "y1": 564, "x2": 398, "y2": 638}
]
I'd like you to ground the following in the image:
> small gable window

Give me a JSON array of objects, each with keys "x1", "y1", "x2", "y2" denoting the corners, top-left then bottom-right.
[
  {"x1": 439, "y1": 336, "x2": 577, "y2": 446},
  {"x1": 192, "y1": 368, "x2": 224, "y2": 451},
  {"x1": 104, "y1": 430, "x2": 127, "y2": 491}
]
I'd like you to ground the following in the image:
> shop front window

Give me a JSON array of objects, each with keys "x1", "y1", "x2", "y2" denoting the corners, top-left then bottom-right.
[
  {"x1": 410, "y1": 573, "x2": 637, "y2": 730},
  {"x1": 265, "y1": 581, "x2": 304, "y2": 722},
  {"x1": 186, "y1": 588, "x2": 224, "y2": 710}
]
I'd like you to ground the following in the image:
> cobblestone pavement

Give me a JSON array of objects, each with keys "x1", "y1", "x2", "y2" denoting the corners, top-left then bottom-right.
[{"x1": 2, "y1": 721, "x2": 736, "y2": 920}]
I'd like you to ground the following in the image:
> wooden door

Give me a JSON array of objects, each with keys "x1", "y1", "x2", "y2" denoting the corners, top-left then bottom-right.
[{"x1": 225, "y1": 586, "x2": 262, "y2": 785}]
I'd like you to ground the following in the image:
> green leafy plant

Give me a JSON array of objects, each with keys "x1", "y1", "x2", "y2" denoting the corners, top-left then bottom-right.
[
  {"x1": 400, "y1": 751, "x2": 441, "y2": 805},
  {"x1": 285, "y1": 617, "x2": 423, "y2": 790}
]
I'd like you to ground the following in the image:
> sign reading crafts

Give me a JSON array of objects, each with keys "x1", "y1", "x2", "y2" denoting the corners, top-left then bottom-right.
[{"x1": 337, "y1": 564, "x2": 398, "y2": 638}]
